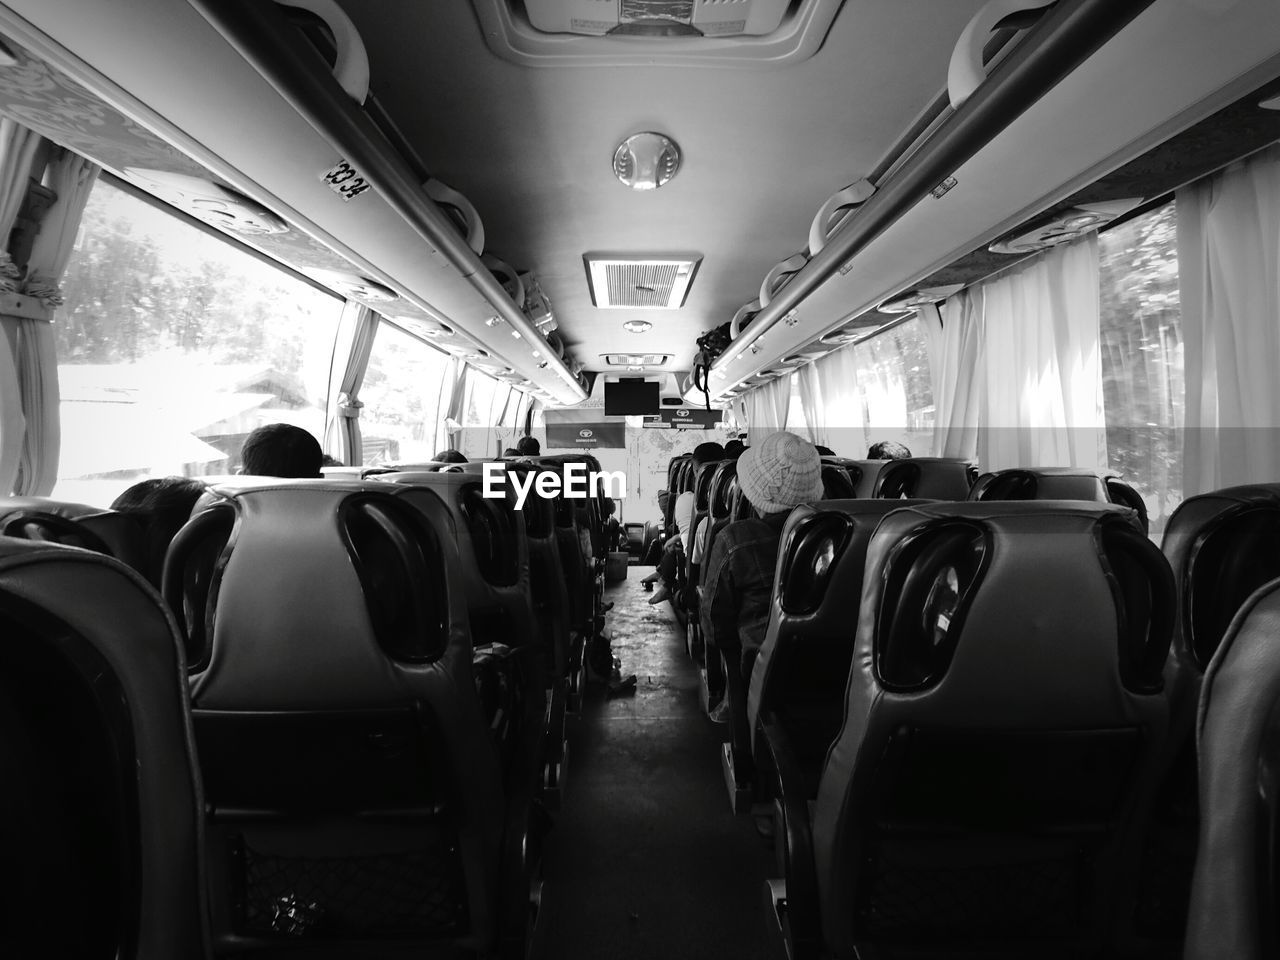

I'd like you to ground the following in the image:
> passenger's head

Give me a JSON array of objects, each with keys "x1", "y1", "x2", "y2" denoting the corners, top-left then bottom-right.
[
  {"x1": 515, "y1": 435, "x2": 541, "y2": 457},
  {"x1": 502, "y1": 447, "x2": 521, "y2": 457},
  {"x1": 433, "y1": 449, "x2": 468, "y2": 464},
  {"x1": 723, "y1": 439, "x2": 745, "y2": 460},
  {"x1": 867, "y1": 440, "x2": 912, "y2": 460},
  {"x1": 692, "y1": 441, "x2": 726, "y2": 466},
  {"x1": 736, "y1": 431, "x2": 824, "y2": 515},
  {"x1": 111, "y1": 476, "x2": 207, "y2": 588},
  {"x1": 815, "y1": 445, "x2": 836, "y2": 457},
  {"x1": 240, "y1": 423, "x2": 322, "y2": 478},
  {"x1": 320, "y1": 453, "x2": 344, "y2": 467}
]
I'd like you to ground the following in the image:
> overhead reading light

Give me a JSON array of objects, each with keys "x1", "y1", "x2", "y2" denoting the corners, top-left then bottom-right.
[
  {"x1": 312, "y1": 271, "x2": 398, "y2": 302},
  {"x1": 392, "y1": 316, "x2": 453, "y2": 339},
  {"x1": 623, "y1": 320, "x2": 653, "y2": 333},
  {"x1": 586, "y1": 255, "x2": 701, "y2": 309},
  {"x1": 820, "y1": 326, "x2": 862, "y2": 346},
  {"x1": 989, "y1": 199, "x2": 1143, "y2": 255},
  {"x1": 124, "y1": 168, "x2": 289, "y2": 235},
  {"x1": 877, "y1": 284, "x2": 966, "y2": 314},
  {"x1": 613, "y1": 132, "x2": 681, "y2": 191}
]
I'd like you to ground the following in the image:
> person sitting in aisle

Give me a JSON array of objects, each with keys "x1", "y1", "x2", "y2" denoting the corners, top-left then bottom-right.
[
  {"x1": 239, "y1": 423, "x2": 323, "y2": 478},
  {"x1": 111, "y1": 476, "x2": 207, "y2": 589},
  {"x1": 700, "y1": 430, "x2": 824, "y2": 686},
  {"x1": 515, "y1": 435, "x2": 541, "y2": 457},
  {"x1": 867, "y1": 440, "x2": 912, "y2": 459},
  {"x1": 433, "y1": 448, "x2": 468, "y2": 464}
]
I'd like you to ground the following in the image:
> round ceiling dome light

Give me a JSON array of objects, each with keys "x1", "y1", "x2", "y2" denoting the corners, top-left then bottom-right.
[
  {"x1": 623, "y1": 320, "x2": 653, "y2": 333},
  {"x1": 613, "y1": 132, "x2": 681, "y2": 191}
]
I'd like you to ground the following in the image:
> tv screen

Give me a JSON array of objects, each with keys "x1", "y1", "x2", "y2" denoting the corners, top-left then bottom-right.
[{"x1": 604, "y1": 378, "x2": 660, "y2": 416}]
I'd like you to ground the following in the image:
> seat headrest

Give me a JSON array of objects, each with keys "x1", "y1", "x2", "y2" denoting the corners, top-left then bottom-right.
[
  {"x1": 1163, "y1": 483, "x2": 1280, "y2": 673},
  {"x1": 860, "y1": 501, "x2": 1172, "y2": 704},
  {"x1": 969, "y1": 467, "x2": 1109, "y2": 503},
  {"x1": 0, "y1": 496, "x2": 146, "y2": 569},
  {"x1": 873, "y1": 458, "x2": 972, "y2": 500},
  {"x1": 777, "y1": 500, "x2": 930, "y2": 616},
  {"x1": 168, "y1": 482, "x2": 460, "y2": 707}
]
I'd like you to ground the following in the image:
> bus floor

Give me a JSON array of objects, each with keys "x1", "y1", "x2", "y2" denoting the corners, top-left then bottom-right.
[{"x1": 536, "y1": 574, "x2": 777, "y2": 960}]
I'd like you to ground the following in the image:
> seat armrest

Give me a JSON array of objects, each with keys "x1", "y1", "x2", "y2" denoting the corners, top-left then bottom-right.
[{"x1": 759, "y1": 712, "x2": 822, "y2": 959}]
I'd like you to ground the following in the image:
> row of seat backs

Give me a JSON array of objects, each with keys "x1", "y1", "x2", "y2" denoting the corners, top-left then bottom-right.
[
  {"x1": 0, "y1": 496, "x2": 150, "y2": 580},
  {"x1": 754, "y1": 499, "x2": 1172, "y2": 955}
]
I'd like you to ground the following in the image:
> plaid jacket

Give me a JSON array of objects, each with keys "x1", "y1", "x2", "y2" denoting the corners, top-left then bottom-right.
[{"x1": 700, "y1": 510, "x2": 791, "y2": 657}]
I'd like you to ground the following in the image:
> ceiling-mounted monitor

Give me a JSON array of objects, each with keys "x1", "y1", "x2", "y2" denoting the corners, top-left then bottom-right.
[{"x1": 604, "y1": 378, "x2": 660, "y2": 416}]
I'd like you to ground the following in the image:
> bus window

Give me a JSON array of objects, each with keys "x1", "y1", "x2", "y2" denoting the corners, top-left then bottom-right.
[
  {"x1": 846, "y1": 316, "x2": 934, "y2": 457},
  {"x1": 359, "y1": 320, "x2": 453, "y2": 465},
  {"x1": 54, "y1": 180, "x2": 342, "y2": 505},
  {"x1": 1099, "y1": 203, "x2": 1183, "y2": 536}
]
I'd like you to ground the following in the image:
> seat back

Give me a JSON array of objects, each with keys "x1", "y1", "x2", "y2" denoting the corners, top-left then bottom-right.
[
  {"x1": 748, "y1": 499, "x2": 928, "y2": 791},
  {"x1": 163, "y1": 479, "x2": 509, "y2": 953},
  {"x1": 1184, "y1": 578, "x2": 1280, "y2": 960},
  {"x1": 0, "y1": 496, "x2": 146, "y2": 574},
  {"x1": 378, "y1": 470, "x2": 537, "y2": 654},
  {"x1": 871, "y1": 457, "x2": 972, "y2": 499},
  {"x1": 812, "y1": 501, "x2": 1173, "y2": 957},
  {"x1": 970, "y1": 468, "x2": 1152, "y2": 535},
  {"x1": 0, "y1": 538, "x2": 205, "y2": 960}
]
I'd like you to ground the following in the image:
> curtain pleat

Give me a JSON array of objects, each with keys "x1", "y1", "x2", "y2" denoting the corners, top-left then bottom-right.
[
  {"x1": 975, "y1": 236, "x2": 1105, "y2": 472},
  {"x1": 920, "y1": 296, "x2": 981, "y2": 460},
  {"x1": 813, "y1": 343, "x2": 863, "y2": 456},
  {"x1": 0, "y1": 319, "x2": 25, "y2": 494},
  {"x1": 323, "y1": 301, "x2": 379, "y2": 467},
  {"x1": 1178, "y1": 144, "x2": 1280, "y2": 495},
  {"x1": 797, "y1": 361, "x2": 824, "y2": 445}
]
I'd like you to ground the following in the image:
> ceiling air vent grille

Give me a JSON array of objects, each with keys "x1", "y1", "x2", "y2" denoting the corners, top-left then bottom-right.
[
  {"x1": 602, "y1": 353, "x2": 671, "y2": 366},
  {"x1": 584, "y1": 255, "x2": 701, "y2": 309}
]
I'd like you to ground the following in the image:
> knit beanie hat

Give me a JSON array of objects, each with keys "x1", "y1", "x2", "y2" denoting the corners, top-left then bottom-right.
[{"x1": 736, "y1": 431, "x2": 824, "y2": 514}]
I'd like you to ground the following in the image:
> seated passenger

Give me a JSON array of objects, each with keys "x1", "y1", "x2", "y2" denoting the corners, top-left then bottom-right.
[
  {"x1": 648, "y1": 442, "x2": 725, "y2": 604},
  {"x1": 433, "y1": 448, "x2": 468, "y2": 464},
  {"x1": 502, "y1": 447, "x2": 521, "y2": 457},
  {"x1": 515, "y1": 436, "x2": 541, "y2": 457},
  {"x1": 815, "y1": 444, "x2": 837, "y2": 456},
  {"x1": 239, "y1": 423, "x2": 323, "y2": 478},
  {"x1": 320, "y1": 453, "x2": 344, "y2": 467},
  {"x1": 867, "y1": 439, "x2": 912, "y2": 459},
  {"x1": 700, "y1": 431, "x2": 824, "y2": 680},
  {"x1": 724, "y1": 439, "x2": 746, "y2": 460},
  {"x1": 110, "y1": 476, "x2": 206, "y2": 588}
]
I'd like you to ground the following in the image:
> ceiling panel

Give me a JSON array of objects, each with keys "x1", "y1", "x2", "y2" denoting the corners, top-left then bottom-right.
[{"x1": 339, "y1": 0, "x2": 988, "y2": 371}]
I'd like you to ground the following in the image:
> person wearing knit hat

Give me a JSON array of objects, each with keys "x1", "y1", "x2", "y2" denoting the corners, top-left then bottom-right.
[
  {"x1": 699, "y1": 431, "x2": 824, "y2": 710},
  {"x1": 735, "y1": 430, "x2": 824, "y2": 515}
]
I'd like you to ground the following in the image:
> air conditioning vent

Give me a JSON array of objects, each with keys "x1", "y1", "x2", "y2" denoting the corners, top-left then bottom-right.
[
  {"x1": 524, "y1": 0, "x2": 789, "y2": 37},
  {"x1": 602, "y1": 353, "x2": 671, "y2": 366},
  {"x1": 584, "y1": 255, "x2": 701, "y2": 309}
]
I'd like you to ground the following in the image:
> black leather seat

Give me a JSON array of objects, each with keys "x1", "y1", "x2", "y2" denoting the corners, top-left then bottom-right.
[
  {"x1": 1129, "y1": 483, "x2": 1280, "y2": 942},
  {"x1": 868, "y1": 457, "x2": 972, "y2": 499},
  {"x1": 0, "y1": 495, "x2": 147, "y2": 574},
  {"x1": 969, "y1": 467, "x2": 1150, "y2": 534},
  {"x1": 0, "y1": 537, "x2": 206, "y2": 959},
  {"x1": 745, "y1": 500, "x2": 930, "y2": 803},
  {"x1": 1184, "y1": 577, "x2": 1280, "y2": 960},
  {"x1": 692, "y1": 461, "x2": 740, "y2": 712},
  {"x1": 164, "y1": 478, "x2": 542, "y2": 958},
  {"x1": 761, "y1": 500, "x2": 1174, "y2": 960}
]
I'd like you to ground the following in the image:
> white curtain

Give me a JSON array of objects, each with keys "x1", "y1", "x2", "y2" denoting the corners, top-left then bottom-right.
[
  {"x1": 919, "y1": 295, "x2": 982, "y2": 460},
  {"x1": 796, "y1": 361, "x2": 824, "y2": 446},
  {"x1": 813, "y1": 343, "x2": 863, "y2": 457},
  {"x1": 10, "y1": 149, "x2": 100, "y2": 494},
  {"x1": 0, "y1": 120, "x2": 41, "y2": 495},
  {"x1": 743, "y1": 376, "x2": 790, "y2": 446},
  {"x1": 1178, "y1": 145, "x2": 1280, "y2": 496},
  {"x1": 323, "y1": 301, "x2": 379, "y2": 466},
  {"x1": 975, "y1": 236, "x2": 1106, "y2": 472}
]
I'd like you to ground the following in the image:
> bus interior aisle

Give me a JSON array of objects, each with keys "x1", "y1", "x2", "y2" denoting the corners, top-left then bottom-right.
[{"x1": 538, "y1": 578, "x2": 776, "y2": 960}]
